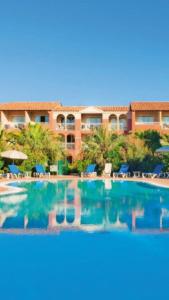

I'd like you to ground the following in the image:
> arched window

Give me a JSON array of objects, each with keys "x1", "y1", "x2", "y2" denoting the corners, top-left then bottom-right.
[
  {"x1": 119, "y1": 115, "x2": 127, "y2": 130},
  {"x1": 109, "y1": 114, "x2": 117, "y2": 130},
  {"x1": 56, "y1": 114, "x2": 65, "y2": 130},
  {"x1": 66, "y1": 114, "x2": 75, "y2": 130}
]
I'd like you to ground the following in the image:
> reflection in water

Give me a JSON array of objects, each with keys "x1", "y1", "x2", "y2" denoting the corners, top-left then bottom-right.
[
  {"x1": 0, "y1": 193, "x2": 27, "y2": 204},
  {"x1": 0, "y1": 179, "x2": 169, "y2": 233}
]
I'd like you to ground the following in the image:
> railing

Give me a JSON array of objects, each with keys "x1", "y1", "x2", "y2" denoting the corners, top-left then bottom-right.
[
  {"x1": 109, "y1": 123, "x2": 128, "y2": 130},
  {"x1": 56, "y1": 123, "x2": 65, "y2": 130},
  {"x1": 135, "y1": 121, "x2": 160, "y2": 125},
  {"x1": 119, "y1": 124, "x2": 128, "y2": 130},
  {"x1": 162, "y1": 123, "x2": 169, "y2": 129},
  {"x1": 135, "y1": 121, "x2": 169, "y2": 129},
  {"x1": 4, "y1": 123, "x2": 26, "y2": 129},
  {"x1": 66, "y1": 124, "x2": 75, "y2": 130},
  {"x1": 66, "y1": 143, "x2": 75, "y2": 150},
  {"x1": 60, "y1": 143, "x2": 75, "y2": 149},
  {"x1": 56, "y1": 123, "x2": 75, "y2": 130},
  {"x1": 109, "y1": 124, "x2": 117, "y2": 130},
  {"x1": 81, "y1": 123, "x2": 102, "y2": 130}
]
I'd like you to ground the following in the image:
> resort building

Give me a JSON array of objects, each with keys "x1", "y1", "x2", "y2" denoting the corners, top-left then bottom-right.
[
  {"x1": 131, "y1": 102, "x2": 169, "y2": 132},
  {"x1": 0, "y1": 101, "x2": 169, "y2": 161}
]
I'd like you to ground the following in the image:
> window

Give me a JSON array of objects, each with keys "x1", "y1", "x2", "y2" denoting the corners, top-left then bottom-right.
[
  {"x1": 67, "y1": 115, "x2": 75, "y2": 124},
  {"x1": 136, "y1": 116, "x2": 154, "y2": 123},
  {"x1": 67, "y1": 135, "x2": 75, "y2": 143},
  {"x1": 35, "y1": 115, "x2": 49, "y2": 123},
  {"x1": 12, "y1": 116, "x2": 25, "y2": 123},
  {"x1": 162, "y1": 116, "x2": 169, "y2": 124},
  {"x1": 86, "y1": 117, "x2": 101, "y2": 124},
  {"x1": 111, "y1": 118, "x2": 117, "y2": 124},
  {"x1": 119, "y1": 118, "x2": 127, "y2": 129}
]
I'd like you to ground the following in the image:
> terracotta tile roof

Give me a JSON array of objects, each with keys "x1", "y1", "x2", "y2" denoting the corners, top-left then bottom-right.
[
  {"x1": 0, "y1": 102, "x2": 129, "y2": 112},
  {"x1": 131, "y1": 102, "x2": 169, "y2": 111},
  {"x1": 100, "y1": 106, "x2": 129, "y2": 111},
  {"x1": 56, "y1": 106, "x2": 129, "y2": 112},
  {"x1": 56, "y1": 106, "x2": 85, "y2": 112},
  {"x1": 0, "y1": 102, "x2": 61, "y2": 111}
]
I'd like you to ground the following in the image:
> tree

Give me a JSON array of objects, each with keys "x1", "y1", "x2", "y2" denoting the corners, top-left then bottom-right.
[
  {"x1": 4, "y1": 124, "x2": 66, "y2": 171},
  {"x1": 135, "y1": 130, "x2": 161, "y2": 154},
  {"x1": 81, "y1": 127, "x2": 150, "y2": 172},
  {"x1": 114, "y1": 134, "x2": 150, "y2": 171},
  {"x1": 81, "y1": 126, "x2": 118, "y2": 170}
]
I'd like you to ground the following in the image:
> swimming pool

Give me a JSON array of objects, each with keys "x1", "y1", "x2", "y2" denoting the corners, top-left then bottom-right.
[
  {"x1": 1, "y1": 179, "x2": 169, "y2": 300},
  {"x1": 1, "y1": 179, "x2": 169, "y2": 233}
]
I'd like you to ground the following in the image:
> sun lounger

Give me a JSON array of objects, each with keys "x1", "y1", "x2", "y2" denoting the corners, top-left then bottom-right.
[
  {"x1": 34, "y1": 164, "x2": 50, "y2": 178},
  {"x1": 82, "y1": 164, "x2": 97, "y2": 177},
  {"x1": 8, "y1": 164, "x2": 25, "y2": 178},
  {"x1": 113, "y1": 164, "x2": 130, "y2": 178},
  {"x1": 103, "y1": 163, "x2": 112, "y2": 177},
  {"x1": 142, "y1": 164, "x2": 164, "y2": 178}
]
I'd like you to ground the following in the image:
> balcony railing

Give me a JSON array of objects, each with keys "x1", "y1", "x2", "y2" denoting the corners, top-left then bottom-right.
[
  {"x1": 66, "y1": 143, "x2": 75, "y2": 150},
  {"x1": 56, "y1": 123, "x2": 75, "y2": 130},
  {"x1": 81, "y1": 123, "x2": 102, "y2": 130},
  {"x1": 109, "y1": 123, "x2": 128, "y2": 131},
  {"x1": 119, "y1": 124, "x2": 128, "y2": 130},
  {"x1": 4, "y1": 123, "x2": 26, "y2": 129},
  {"x1": 135, "y1": 120, "x2": 169, "y2": 130},
  {"x1": 109, "y1": 124, "x2": 117, "y2": 130},
  {"x1": 162, "y1": 123, "x2": 169, "y2": 129},
  {"x1": 135, "y1": 121, "x2": 160, "y2": 125},
  {"x1": 60, "y1": 142, "x2": 75, "y2": 149}
]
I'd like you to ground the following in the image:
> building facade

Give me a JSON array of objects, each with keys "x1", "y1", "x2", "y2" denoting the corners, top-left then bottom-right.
[{"x1": 0, "y1": 101, "x2": 169, "y2": 161}]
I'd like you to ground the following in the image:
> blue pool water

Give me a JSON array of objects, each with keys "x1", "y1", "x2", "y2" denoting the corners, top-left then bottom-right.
[{"x1": 1, "y1": 180, "x2": 169, "y2": 300}]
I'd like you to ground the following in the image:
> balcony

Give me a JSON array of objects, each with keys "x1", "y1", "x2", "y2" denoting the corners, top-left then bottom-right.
[
  {"x1": 56, "y1": 123, "x2": 75, "y2": 131},
  {"x1": 81, "y1": 123, "x2": 101, "y2": 130},
  {"x1": 119, "y1": 123, "x2": 128, "y2": 131},
  {"x1": 109, "y1": 123, "x2": 117, "y2": 130},
  {"x1": 135, "y1": 114, "x2": 160, "y2": 127},
  {"x1": 66, "y1": 143, "x2": 75, "y2": 150},
  {"x1": 4, "y1": 122, "x2": 26, "y2": 129},
  {"x1": 135, "y1": 121, "x2": 160, "y2": 125},
  {"x1": 162, "y1": 123, "x2": 169, "y2": 129},
  {"x1": 109, "y1": 123, "x2": 128, "y2": 131},
  {"x1": 134, "y1": 120, "x2": 161, "y2": 131}
]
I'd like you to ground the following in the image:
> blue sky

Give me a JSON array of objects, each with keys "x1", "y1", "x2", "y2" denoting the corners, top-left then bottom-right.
[{"x1": 0, "y1": 0, "x2": 169, "y2": 106}]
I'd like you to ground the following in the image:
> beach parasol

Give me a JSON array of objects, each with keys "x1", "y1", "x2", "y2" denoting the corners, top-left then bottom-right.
[
  {"x1": 0, "y1": 150, "x2": 28, "y2": 163},
  {"x1": 156, "y1": 146, "x2": 169, "y2": 153}
]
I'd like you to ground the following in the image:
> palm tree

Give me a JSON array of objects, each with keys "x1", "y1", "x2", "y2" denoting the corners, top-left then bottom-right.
[
  {"x1": 0, "y1": 127, "x2": 7, "y2": 151},
  {"x1": 135, "y1": 130, "x2": 161, "y2": 154},
  {"x1": 82, "y1": 126, "x2": 117, "y2": 169},
  {"x1": 15, "y1": 124, "x2": 65, "y2": 170},
  {"x1": 81, "y1": 127, "x2": 150, "y2": 172}
]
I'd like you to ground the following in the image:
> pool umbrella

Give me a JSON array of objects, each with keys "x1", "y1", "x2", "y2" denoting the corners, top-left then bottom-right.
[
  {"x1": 0, "y1": 150, "x2": 28, "y2": 163},
  {"x1": 156, "y1": 146, "x2": 169, "y2": 153}
]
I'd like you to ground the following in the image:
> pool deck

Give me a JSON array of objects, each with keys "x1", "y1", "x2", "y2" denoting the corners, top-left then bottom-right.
[{"x1": 0, "y1": 175, "x2": 169, "y2": 194}]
